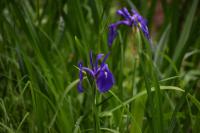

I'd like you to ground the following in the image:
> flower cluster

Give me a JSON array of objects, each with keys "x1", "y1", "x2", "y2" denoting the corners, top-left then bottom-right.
[
  {"x1": 77, "y1": 7, "x2": 151, "y2": 93},
  {"x1": 108, "y1": 7, "x2": 150, "y2": 46},
  {"x1": 78, "y1": 52, "x2": 114, "y2": 93}
]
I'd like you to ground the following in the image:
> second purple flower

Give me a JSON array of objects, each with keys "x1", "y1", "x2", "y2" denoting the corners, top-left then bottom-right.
[{"x1": 108, "y1": 7, "x2": 151, "y2": 46}]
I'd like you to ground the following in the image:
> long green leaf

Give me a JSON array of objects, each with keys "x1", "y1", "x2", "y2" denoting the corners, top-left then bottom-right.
[{"x1": 100, "y1": 86, "x2": 184, "y2": 117}]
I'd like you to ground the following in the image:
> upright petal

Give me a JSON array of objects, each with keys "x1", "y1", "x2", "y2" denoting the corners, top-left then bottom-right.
[
  {"x1": 90, "y1": 51, "x2": 94, "y2": 69},
  {"x1": 122, "y1": 8, "x2": 132, "y2": 20},
  {"x1": 101, "y1": 52, "x2": 110, "y2": 67},
  {"x1": 117, "y1": 8, "x2": 132, "y2": 20},
  {"x1": 95, "y1": 54, "x2": 104, "y2": 70},
  {"x1": 117, "y1": 9, "x2": 126, "y2": 17}
]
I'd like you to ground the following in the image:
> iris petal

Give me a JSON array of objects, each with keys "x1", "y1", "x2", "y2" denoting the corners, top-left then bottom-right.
[
  {"x1": 78, "y1": 82, "x2": 84, "y2": 92},
  {"x1": 78, "y1": 62, "x2": 84, "y2": 92},
  {"x1": 90, "y1": 51, "x2": 94, "y2": 69},
  {"x1": 108, "y1": 20, "x2": 131, "y2": 46},
  {"x1": 96, "y1": 65, "x2": 114, "y2": 93},
  {"x1": 82, "y1": 67, "x2": 95, "y2": 77},
  {"x1": 101, "y1": 52, "x2": 110, "y2": 67},
  {"x1": 122, "y1": 8, "x2": 132, "y2": 20},
  {"x1": 131, "y1": 9, "x2": 150, "y2": 41},
  {"x1": 108, "y1": 24, "x2": 118, "y2": 46},
  {"x1": 116, "y1": 20, "x2": 132, "y2": 26},
  {"x1": 95, "y1": 54, "x2": 104, "y2": 70},
  {"x1": 117, "y1": 8, "x2": 132, "y2": 20}
]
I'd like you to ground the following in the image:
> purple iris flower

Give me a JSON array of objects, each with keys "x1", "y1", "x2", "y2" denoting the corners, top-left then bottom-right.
[
  {"x1": 77, "y1": 51, "x2": 114, "y2": 93},
  {"x1": 108, "y1": 7, "x2": 151, "y2": 46}
]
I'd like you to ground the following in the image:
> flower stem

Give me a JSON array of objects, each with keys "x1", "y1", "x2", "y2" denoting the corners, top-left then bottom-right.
[
  {"x1": 93, "y1": 86, "x2": 100, "y2": 133},
  {"x1": 134, "y1": 27, "x2": 163, "y2": 133}
]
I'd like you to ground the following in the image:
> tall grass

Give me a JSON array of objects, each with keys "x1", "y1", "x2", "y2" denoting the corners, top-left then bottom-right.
[{"x1": 0, "y1": 0, "x2": 200, "y2": 132}]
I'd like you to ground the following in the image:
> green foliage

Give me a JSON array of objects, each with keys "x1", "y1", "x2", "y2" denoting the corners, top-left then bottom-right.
[{"x1": 0, "y1": 0, "x2": 200, "y2": 132}]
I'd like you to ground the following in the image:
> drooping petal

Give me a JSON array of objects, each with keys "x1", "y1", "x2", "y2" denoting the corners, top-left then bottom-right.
[
  {"x1": 77, "y1": 63, "x2": 95, "y2": 92},
  {"x1": 138, "y1": 16, "x2": 148, "y2": 25},
  {"x1": 131, "y1": 9, "x2": 150, "y2": 41},
  {"x1": 108, "y1": 20, "x2": 131, "y2": 46},
  {"x1": 108, "y1": 24, "x2": 118, "y2": 46},
  {"x1": 77, "y1": 82, "x2": 83, "y2": 93},
  {"x1": 116, "y1": 20, "x2": 132, "y2": 26},
  {"x1": 141, "y1": 25, "x2": 150, "y2": 40},
  {"x1": 137, "y1": 21, "x2": 150, "y2": 41},
  {"x1": 77, "y1": 62, "x2": 84, "y2": 92},
  {"x1": 96, "y1": 64, "x2": 114, "y2": 93}
]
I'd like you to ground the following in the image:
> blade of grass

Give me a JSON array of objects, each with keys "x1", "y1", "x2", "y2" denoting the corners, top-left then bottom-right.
[
  {"x1": 0, "y1": 122, "x2": 14, "y2": 133},
  {"x1": 48, "y1": 77, "x2": 86, "y2": 130},
  {"x1": 154, "y1": 24, "x2": 171, "y2": 66},
  {"x1": 171, "y1": 0, "x2": 198, "y2": 72},
  {"x1": 109, "y1": 90, "x2": 142, "y2": 133},
  {"x1": 16, "y1": 112, "x2": 29, "y2": 132},
  {"x1": 187, "y1": 94, "x2": 200, "y2": 111},
  {"x1": 100, "y1": 86, "x2": 184, "y2": 117}
]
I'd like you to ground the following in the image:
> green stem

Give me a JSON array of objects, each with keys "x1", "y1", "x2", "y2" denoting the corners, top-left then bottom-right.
[
  {"x1": 135, "y1": 28, "x2": 163, "y2": 133},
  {"x1": 135, "y1": 28, "x2": 154, "y2": 131},
  {"x1": 93, "y1": 86, "x2": 100, "y2": 133}
]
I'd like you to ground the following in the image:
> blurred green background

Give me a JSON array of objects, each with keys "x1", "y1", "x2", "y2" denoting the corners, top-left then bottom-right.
[{"x1": 0, "y1": 0, "x2": 200, "y2": 132}]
